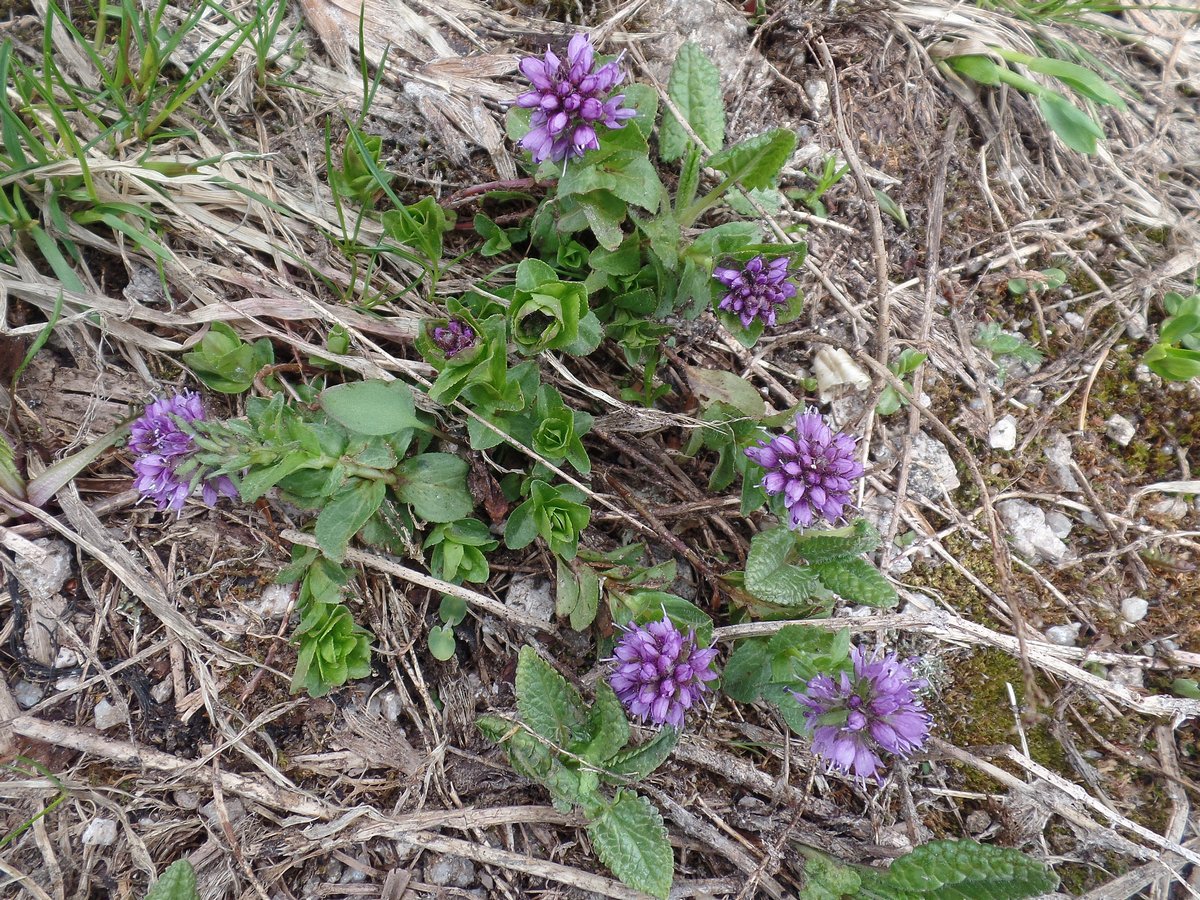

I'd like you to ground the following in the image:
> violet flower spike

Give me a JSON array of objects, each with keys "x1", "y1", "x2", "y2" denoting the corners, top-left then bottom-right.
[
  {"x1": 608, "y1": 616, "x2": 719, "y2": 728},
  {"x1": 795, "y1": 645, "x2": 931, "y2": 784},
  {"x1": 514, "y1": 33, "x2": 637, "y2": 164},
  {"x1": 744, "y1": 408, "x2": 863, "y2": 528},
  {"x1": 713, "y1": 255, "x2": 797, "y2": 329},
  {"x1": 432, "y1": 318, "x2": 477, "y2": 357},
  {"x1": 129, "y1": 391, "x2": 236, "y2": 512}
]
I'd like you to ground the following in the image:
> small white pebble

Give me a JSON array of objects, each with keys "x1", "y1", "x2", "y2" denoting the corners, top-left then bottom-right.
[
  {"x1": 988, "y1": 415, "x2": 1017, "y2": 451},
  {"x1": 81, "y1": 818, "x2": 118, "y2": 847},
  {"x1": 53, "y1": 648, "x2": 80, "y2": 669},
  {"x1": 150, "y1": 679, "x2": 173, "y2": 704},
  {"x1": 1044, "y1": 510, "x2": 1073, "y2": 540},
  {"x1": 1063, "y1": 312, "x2": 1085, "y2": 329},
  {"x1": 13, "y1": 680, "x2": 44, "y2": 709},
  {"x1": 1105, "y1": 414, "x2": 1135, "y2": 446},
  {"x1": 93, "y1": 699, "x2": 124, "y2": 731},
  {"x1": 1045, "y1": 624, "x2": 1080, "y2": 647},
  {"x1": 1120, "y1": 597, "x2": 1149, "y2": 624}
]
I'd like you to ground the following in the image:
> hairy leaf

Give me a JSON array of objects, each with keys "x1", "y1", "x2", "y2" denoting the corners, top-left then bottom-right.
[
  {"x1": 588, "y1": 790, "x2": 674, "y2": 899},
  {"x1": 604, "y1": 726, "x2": 680, "y2": 780},
  {"x1": 659, "y1": 42, "x2": 724, "y2": 161},
  {"x1": 144, "y1": 860, "x2": 200, "y2": 900},
  {"x1": 811, "y1": 558, "x2": 898, "y2": 608},
  {"x1": 858, "y1": 839, "x2": 1058, "y2": 899},
  {"x1": 515, "y1": 646, "x2": 588, "y2": 747},
  {"x1": 707, "y1": 129, "x2": 797, "y2": 190},
  {"x1": 793, "y1": 519, "x2": 882, "y2": 564}
]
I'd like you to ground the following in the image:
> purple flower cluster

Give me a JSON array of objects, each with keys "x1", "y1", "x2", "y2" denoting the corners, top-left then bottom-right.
[
  {"x1": 609, "y1": 617, "x2": 719, "y2": 728},
  {"x1": 714, "y1": 256, "x2": 797, "y2": 329},
  {"x1": 432, "y1": 318, "x2": 477, "y2": 357},
  {"x1": 514, "y1": 33, "x2": 636, "y2": 164},
  {"x1": 130, "y1": 392, "x2": 235, "y2": 512},
  {"x1": 744, "y1": 409, "x2": 863, "y2": 529},
  {"x1": 796, "y1": 645, "x2": 931, "y2": 783}
]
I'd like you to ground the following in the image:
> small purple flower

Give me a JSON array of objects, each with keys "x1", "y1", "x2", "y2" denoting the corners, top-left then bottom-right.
[
  {"x1": 514, "y1": 33, "x2": 637, "y2": 164},
  {"x1": 432, "y1": 318, "x2": 477, "y2": 357},
  {"x1": 795, "y1": 645, "x2": 931, "y2": 783},
  {"x1": 608, "y1": 617, "x2": 719, "y2": 728},
  {"x1": 744, "y1": 408, "x2": 863, "y2": 529},
  {"x1": 713, "y1": 255, "x2": 797, "y2": 329},
  {"x1": 129, "y1": 391, "x2": 235, "y2": 512}
]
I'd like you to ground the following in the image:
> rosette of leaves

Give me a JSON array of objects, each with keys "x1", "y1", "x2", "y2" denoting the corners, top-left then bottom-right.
[
  {"x1": 504, "y1": 479, "x2": 590, "y2": 560},
  {"x1": 508, "y1": 259, "x2": 603, "y2": 357},
  {"x1": 478, "y1": 647, "x2": 678, "y2": 899},
  {"x1": 182, "y1": 322, "x2": 273, "y2": 394},
  {"x1": 530, "y1": 385, "x2": 594, "y2": 474},
  {"x1": 797, "y1": 839, "x2": 1058, "y2": 899},
  {"x1": 424, "y1": 519, "x2": 498, "y2": 584},
  {"x1": 732, "y1": 520, "x2": 898, "y2": 617},
  {"x1": 291, "y1": 601, "x2": 372, "y2": 698},
  {"x1": 416, "y1": 306, "x2": 513, "y2": 406},
  {"x1": 1145, "y1": 289, "x2": 1200, "y2": 381}
]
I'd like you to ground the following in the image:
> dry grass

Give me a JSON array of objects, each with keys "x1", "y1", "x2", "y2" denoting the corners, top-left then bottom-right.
[{"x1": 1, "y1": 0, "x2": 1199, "y2": 896}]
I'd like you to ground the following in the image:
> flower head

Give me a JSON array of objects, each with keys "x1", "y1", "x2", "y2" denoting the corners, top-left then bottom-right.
[
  {"x1": 744, "y1": 409, "x2": 863, "y2": 528},
  {"x1": 514, "y1": 33, "x2": 637, "y2": 164},
  {"x1": 796, "y1": 645, "x2": 931, "y2": 783},
  {"x1": 608, "y1": 616, "x2": 719, "y2": 728},
  {"x1": 432, "y1": 318, "x2": 477, "y2": 357},
  {"x1": 714, "y1": 255, "x2": 797, "y2": 329},
  {"x1": 129, "y1": 391, "x2": 236, "y2": 512}
]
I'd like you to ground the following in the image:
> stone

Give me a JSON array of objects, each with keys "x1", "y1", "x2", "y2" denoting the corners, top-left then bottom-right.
[
  {"x1": 812, "y1": 347, "x2": 871, "y2": 401},
  {"x1": 1120, "y1": 597, "x2": 1149, "y2": 624},
  {"x1": 173, "y1": 790, "x2": 201, "y2": 810},
  {"x1": 907, "y1": 432, "x2": 961, "y2": 499},
  {"x1": 1043, "y1": 432, "x2": 1080, "y2": 493},
  {"x1": 1147, "y1": 497, "x2": 1188, "y2": 522},
  {"x1": 81, "y1": 818, "x2": 118, "y2": 847},
  {"x1": 989, "y1": 415, "x2": 1017, "y2": 451},
  {"x1": 1125, "y1": 312, "x2": 1148, "y2": 340},
  {"x1": 1105, "y1": 414, "x2": 1136, "y2": 446},
  {"x1": 1109, "y1": 665, "x2": 1144, "y2": 688},
  {"x1": 1045, "y1": 624, "x2": 1080, "y2": 647},
  {"x1": 200, "y1": 798, "x2": 245, "y2": 825},
  {"x1": 367, "y1": 688, "x2": 404, "y2": 723},
  {"x1": 151, "y1": 679, "x2": 173, "y2": 704},
  {"x1": 251, "y1": 583, "x2": 294, "y2": 619},
  {"x1": 997, "y1": 499, "x2": 1068, "y2": 564},
  {"x1": 504, "y1": 575, "x2": 554, "y2": 623},
  {"x1": 12, "y1": 538, "x2": 72, "y2": 602},
  {"x1": 93, "y1": 698, "x2": 124, "y2": 731},
  {"x1": 13, "y1": 679, "x2": 44, "y2": 709},
  {"x1": 1044, "y1": 510, "x2": 1073, "y2": 540},
  {"x1": 425, "y1": 854, "x2": 476, "y2": 888},
  {"x1": 53, "y1": 648, "x2": 80, "y2": 669},
  {"x1": 804, "y1": 79, "x2": 830, "y2": 116},
  {"x1": 965, "y1": 809, "x2": 992, "y2": 835},
  {"x1": 1063, "y1": 312, "x2": 1085, "y2": 329}
]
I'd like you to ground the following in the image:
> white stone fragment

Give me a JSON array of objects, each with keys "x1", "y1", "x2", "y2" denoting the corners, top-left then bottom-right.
[
  {"x1": 812, "y1": 347, "x2": 871, "y2": 401},
  {"x1": 907, "y1": 432, "x2": 961, "y2": 499},
  {"x1": 53, "y1": 648, "x2": 80, "y2": 669},
  {"x1": 13, "y1": 679, "x2": 44, "y2": 709},
  {"x1": 1120, "y1": 597, "x2": 1149, "y2": 624},
  {"x1": 81, "y1": 818, "x2": 118, "y2": 847},
  {"x1": 1043, "y1": 432, "x2": 1080, "y2": 493},
  {"x1": 93, "y1": 698, "x2": 124, "y2": 731},
  {"x1": 1105, "y1": 414, "x2": 1135, "y2": 446},
  {"x1": 151, "y1": 679, "x2": 173, "y2": 704},
  {"x1": 997, "y1": 499, "x2": 1068, "y2": 564},
  {"x1": 504, "y1": 575, "x2": 555, "y2": 623},
  {"x1": 804, "y1": 79, "x2": 830, "y2": 115},
  {"x1": 1109, "y1": 665, "x2": 1144, "y2": 688},
  {"x1": 1044, "y1": 510, "x2": 1073, "y2": 540},
  {"x1": 250, "y1": 583, "x2": 294, "y2": 619},
  {"x1": 1063, "y1": 312, "x2": 1085, "y2": 329},
  {"x1": 12, "y1": 538, "x2": 72, "y2": 602},
  {"x1": 1045, "y1": 624, "x2": 1081, "y2": 647},
  {"x1": 200, "y1": 798, "x2": 245, "y2": 825},
  {"x1": 988, "y1": 415, "x2": 1017, "y2": 451}
]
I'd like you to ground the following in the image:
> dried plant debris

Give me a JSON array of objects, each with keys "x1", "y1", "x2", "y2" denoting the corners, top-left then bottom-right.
[{"x1": 0, "y1": 0, "x2": 1198, "y2": 897}]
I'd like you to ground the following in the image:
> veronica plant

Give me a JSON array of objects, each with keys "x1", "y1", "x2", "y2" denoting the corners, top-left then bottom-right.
[
  {"x1": 1145, "y1": 288, "x2": 1200, "y2": 381},
  {"x1": 478, "y1": 647, "x2": 682, "y2": 899}
]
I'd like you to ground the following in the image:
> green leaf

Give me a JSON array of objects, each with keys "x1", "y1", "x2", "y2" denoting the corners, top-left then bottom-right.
[
  {"x1": 291, "y1": 602, "x2": 373, "y2": 696},
  {"x1": 793, "y1": 519, "x2": 882, "y2": 563},
  {"x1": 946, "y1": 54, "x2": 1004, "y2": 85},
  {"x1": 515, "y1": 646, "x2": 588, "y2": 747},
  {"x1": 556, "y1": 558, "x2": 601, "y2": 631},
  {"x1": 559, "y1": 152, "x2": 663, "y2": 212},
  {"x1": 588, "y1": 790, "x2": 673, "y2": 899},
  {"x1": 144, "y1": 860, "x2": 200, "y2": 900},
  {"x1": 320, "y1": 380, "x2": 420, "y2": 436},
  {"x1": 395, "y1": 453, "x2": 472, "y2": 523},
  {"x1": 744, "y1": 527, "x2": 825, "y2": 606},
  {"x1": 1146, "y1": 345, "x2": 1200, "y2": 381},
  {"x1": 314, "y1": 479, "x2": 387, "y2": 562},
  {"x1": 427, "y1": 624, "x2": 457, "y2": 661},
  {"x1": 238, "y1": 450, "x2": 313, "y2": 503},
  {"x1": 685, "y1": 367, "x2": 766, "y2": 418},
  {"x1": 1160, "y1": 313, "x2": 1200, "y2": 345},
  {"x1": 604, "y1": 726, "x2": 679, "y2": 780},
  {"x1": 811, "y1": 558, "x2": 898, "y2": 608},
  {"x1": 1016, "y1": 55, "x2": 1126, "y2": 108},
  {"x1": 659, "y1": 42, "x2": 725, "y2": 161},
  {"x1": 1037, "y1": 92, "x2": 1104, "y2": 154},
  {"x1": 707, "y1": 129, "x2": 797, "y2": 190},
  {"x1": 797, "y1": 850, "x2": 862, "y2": 900},
  {"x1": 616, "y1": 591, "x2": 714, "y2": 647},
  {"x1": 720, "y1": 638, "x2": 772, "y2": 703},
  {"x1": 858, "y1": 839, "x2": 1058, "y2": 900},
  {"x1": 579, "y1": 681, "x2": 630, "y2": 764}
]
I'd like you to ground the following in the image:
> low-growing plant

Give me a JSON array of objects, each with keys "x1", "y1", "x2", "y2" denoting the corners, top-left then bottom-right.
[
  {"x1": 877, "y1": 348, "x2": 928, "y2": 415},
  {"x1": 1145, "y1": 288, "x2": 1200, "y2": 381},
  {"x1": 974, "y1": 321, "x2": 1045, "y2": 384},
  {"x1": 143, "y1": 859, "x2": 200, "y2": 900},
  {"x1": 479, "y1": 647, "x2": 681, "y2": 898}
]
